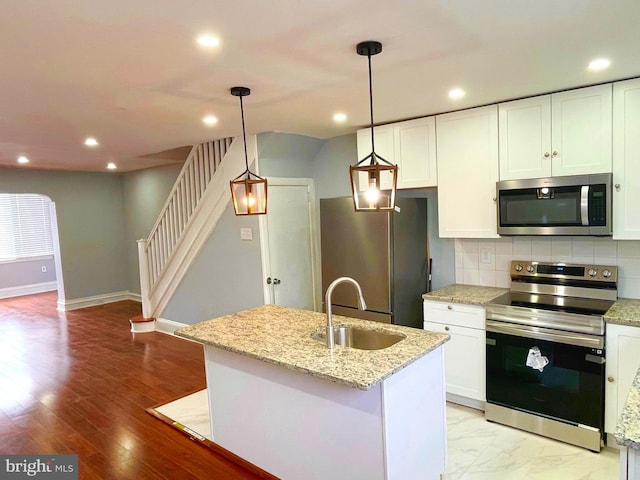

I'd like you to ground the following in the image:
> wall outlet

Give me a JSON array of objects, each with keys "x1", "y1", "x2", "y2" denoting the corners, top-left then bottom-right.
[
  {"x1": 480, "y1": 248, "x2": 492, "y2": 264},
  {"x1": 41, "y1": 266, "x2": 47, "y2": 273},
  {"x1": 240, "y1": 227, "x2": 253, "y2": 241}
]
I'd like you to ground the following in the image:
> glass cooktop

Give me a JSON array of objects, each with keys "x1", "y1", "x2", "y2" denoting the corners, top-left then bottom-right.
[{"x1": 488, "y1": 291, "x2": 614, "y2": 317}]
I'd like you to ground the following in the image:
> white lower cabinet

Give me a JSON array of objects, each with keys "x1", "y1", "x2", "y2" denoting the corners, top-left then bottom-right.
[
  {"x1": 424, "y1": 300, "x2": 486, "y2": 408},
  {"x1": 621, "y1": 447, "x2": 640, "y2": 480},
  {"x1": 605, "y1": 323, "x2": 640, "y2": 435}
]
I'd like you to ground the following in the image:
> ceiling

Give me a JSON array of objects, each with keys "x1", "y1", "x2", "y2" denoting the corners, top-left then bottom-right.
[{"x1": 2, "y1": 0, "x2": 639, "y2": 172}]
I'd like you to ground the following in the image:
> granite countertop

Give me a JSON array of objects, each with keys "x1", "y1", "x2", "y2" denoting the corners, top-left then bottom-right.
[
  {"x1": 604, "y1": 298, "x2": 640, "y2": 327},
  {"x1": 175, "y1": 305, "x2": 449, "y2": 391},
  {"x1": 422, "y1": 284, "x2": 509, "y2": 305},
  {"x1": 616, "y1": 367, "x2": 640, "y2": 449}
]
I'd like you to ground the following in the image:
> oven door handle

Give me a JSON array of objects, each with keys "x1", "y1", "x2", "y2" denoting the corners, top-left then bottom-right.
[{"x1": 486, "y1": 320, "x2": 604, "y2": 349}]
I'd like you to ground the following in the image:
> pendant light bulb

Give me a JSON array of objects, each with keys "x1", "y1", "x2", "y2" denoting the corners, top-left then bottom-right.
[
  {"x1": 229, "y1": 86, "x2": 268, "y2": 216},
  {"x1": 349, "y1": 41, "x2": 398, "y2": 212}
]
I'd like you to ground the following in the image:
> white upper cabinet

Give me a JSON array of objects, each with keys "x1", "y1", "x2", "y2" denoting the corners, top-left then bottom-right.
[
  {"x1": 499, "y1": 96, "x2": 551, "y2": 179},
  {"x1": 356, "y1": 117, "x2": 437, "y2": 190},
  {"x1": 393, "y1": 117, "x2": 437, "y2": 188},
  {"x1": 436, "y1": 105, "x2": 499, "y2": 238},
  {"x1": 613, "y1": 78, "x2": 640, "y2": 240},
  {"x1": 499, "y1": 84, "x2": 612, "y2": 180}
]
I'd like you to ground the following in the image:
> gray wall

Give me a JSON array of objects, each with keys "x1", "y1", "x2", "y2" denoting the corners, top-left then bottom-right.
[
  {"x1": 160, "y1": 205, "x2": 264, "y2": 324},
  {"x1": 0, "y1": 167, "x2": 129, "y2": 300},
  {"x1": 121, "y1": 164, "x2": 183, "y2": 294},
  {"x1": 0, "y1": 256, "x2": 56, "y2": 289},
  {"x1": 257, "y1": 132, "x2": 324, "y2": 178},
  {"x1": 159, "y1": 133, "x2": 326, "y2": 325}
]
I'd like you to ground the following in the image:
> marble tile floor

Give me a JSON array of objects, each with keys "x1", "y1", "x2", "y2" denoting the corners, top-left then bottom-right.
[{"x1": 155, "y1": 391, "x2": 619, "y2": 480}]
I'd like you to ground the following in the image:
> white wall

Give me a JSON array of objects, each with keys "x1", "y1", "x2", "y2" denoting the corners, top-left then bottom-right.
[{"x1": 454, "y1": 237, "x2": 640, "y2": 299}]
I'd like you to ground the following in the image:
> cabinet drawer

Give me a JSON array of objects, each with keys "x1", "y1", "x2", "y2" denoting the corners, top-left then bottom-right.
[{"x1": 423, "y1": 300, "x2": 485, "y2": 330}]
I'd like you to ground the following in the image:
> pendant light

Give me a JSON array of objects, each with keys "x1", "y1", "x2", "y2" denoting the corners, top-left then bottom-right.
[
  {"x1": 350, "y1": 41, "x2": 398, "y2": 212},
  {"x1": 229, "y1": 86, "x2": 267, "y2": 215}
]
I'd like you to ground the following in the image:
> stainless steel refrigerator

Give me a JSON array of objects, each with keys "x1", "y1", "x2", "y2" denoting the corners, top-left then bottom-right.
[{"x1": 320, "y1": 197, "x2": 429, "y2": 329}]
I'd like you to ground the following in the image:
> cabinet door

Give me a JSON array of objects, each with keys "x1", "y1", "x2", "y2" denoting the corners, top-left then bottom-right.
[
  {"x1": 356, "y1": 125, "x2": 395, "y2": 190},
  {"x1": 424, "y1": 321, "x2": 486, "y2": 402},
  {"x1": 604, "y1": 323, "x2": 640, "y2": 434},
  {"x1": 613, "y1": 78, "x2": 640, "y2": 239},
  {"x1": 551, "y1": 84, "x2": 612, "y2": 177},
  {"x1": 394, "y1": 117, "x2": 437, "y2": 188},
  {"x1": 436, "y1": 105, "x2": 499, "y2": 238},
  {"x1": 498, "y1": 95, "x2": 552, "y2": 180}
]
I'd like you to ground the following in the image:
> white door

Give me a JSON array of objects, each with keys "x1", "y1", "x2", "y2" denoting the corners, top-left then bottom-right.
[{"x1": 262, "y1": 179, "x2": 318, "y2": 311}]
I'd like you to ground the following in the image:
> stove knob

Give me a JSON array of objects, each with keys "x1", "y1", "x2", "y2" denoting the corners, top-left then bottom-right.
[
  {"x1": 514, "y1": 264, "x2": 523, "y2": 272},
  {"x1": 588, "y1": 269, "x2": 598, "y2": 277},
  {"x1": 526, "y1": 265, "x2": 535, "y2": 273},
  {"x1": 602, "y1": 269, "x2": 612, "y2": 278}
]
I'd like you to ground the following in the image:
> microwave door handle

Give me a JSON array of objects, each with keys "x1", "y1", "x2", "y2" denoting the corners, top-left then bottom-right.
[{"x1": 581, "y1": 185, "x2": 589, "y2": 226}]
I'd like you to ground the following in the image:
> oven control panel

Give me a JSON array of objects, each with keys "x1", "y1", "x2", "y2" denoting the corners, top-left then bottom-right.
[{"x1": 511, "y1": 260, "x2": 618, "y2": 283}]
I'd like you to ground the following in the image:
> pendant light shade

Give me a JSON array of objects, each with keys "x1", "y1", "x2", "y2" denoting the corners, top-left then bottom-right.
[
  {"x1": 350, "y1": 41, "x2": 398, "y2": 212},
  {"x1": 229, "y1": 86, "x2": 268, "y2": 215}
]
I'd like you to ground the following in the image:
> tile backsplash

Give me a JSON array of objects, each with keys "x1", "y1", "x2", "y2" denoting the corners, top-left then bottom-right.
[{"x1": 454, "y1": 237, "x2": 640, "y2": 299}]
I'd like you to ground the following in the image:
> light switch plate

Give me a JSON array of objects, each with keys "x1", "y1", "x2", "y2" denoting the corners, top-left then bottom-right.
[
  {"x1": 240, "y1": 227, "x2": 253, "y2": 240},
  {"x1": 480, "y1": 247, "x2": 491, "y2": 264}
]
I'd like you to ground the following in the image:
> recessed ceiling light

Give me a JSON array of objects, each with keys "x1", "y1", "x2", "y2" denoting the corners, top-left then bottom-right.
[
  {"x1": 197, "y1": 35, "x2": 220, "y2": 47},
  {"x1": 85, "y1": 137, "x2": 99, "y2": 147},
  {"x1": 17, "y1": 156, "x2": 29, "y2": 164},
  {"x1": 588, "y1": 58, "x2": 611, "y2": 72},
  {"x1": 448, "y1": 88, "x2": 466, "y2": 100},
  {"x1": 333, "y1": 112, "x2": 347, "y2": 123},
  {"x1": 203, "y1": 115, "x2": 218, "y2": 126},
  {"x1": 107, "y1": 162, "x2": 117, "y2": 170}
]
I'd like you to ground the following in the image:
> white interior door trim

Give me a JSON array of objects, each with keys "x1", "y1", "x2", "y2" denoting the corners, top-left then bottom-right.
[{"x1": 258, "y1": 177, "x2": 321, "y2": 311}]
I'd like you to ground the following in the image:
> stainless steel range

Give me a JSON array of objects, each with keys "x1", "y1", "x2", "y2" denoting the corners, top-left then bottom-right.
[{"x1": 485, "y1": 260, "x2": 618, "y2": 452}]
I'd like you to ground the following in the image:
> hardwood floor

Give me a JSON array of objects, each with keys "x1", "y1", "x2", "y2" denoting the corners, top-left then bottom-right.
[{"x1": 0, "y1": 292, "x2": 265, "y2": 479}]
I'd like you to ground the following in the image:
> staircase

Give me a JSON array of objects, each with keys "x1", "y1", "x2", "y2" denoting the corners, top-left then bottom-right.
[{"x1": 136, "y1": 134, "x2": 258, "y2": 324}]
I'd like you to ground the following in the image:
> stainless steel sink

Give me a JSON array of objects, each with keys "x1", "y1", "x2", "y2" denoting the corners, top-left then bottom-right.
[{"x1": 311, "y1": 325, "x2": 405, "y2": 350}]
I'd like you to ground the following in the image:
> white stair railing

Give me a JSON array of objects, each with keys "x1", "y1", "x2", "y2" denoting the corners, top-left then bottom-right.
[{"x1": 137, "y1": 137, "x2": 234, "y2": 317}]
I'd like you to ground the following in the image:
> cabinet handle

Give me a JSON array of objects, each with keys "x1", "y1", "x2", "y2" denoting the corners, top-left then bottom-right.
[
  {"x1": 447, "y1": 305, "x2": 453, "y2": 310},
  {"x1": 615, "y1": 184, "x2": 621, "y2": 190},
  {"x1": 544, "y1": 152, "x2": 550, "y2": 158},
  {"x1": 492, "y1": 197, "x2": 497, "y2": 202},
  {"x1": 552, "y1": 151, "x2": 558, "y2": 157},
  {"x1": 445, "y1": 326, "x2": 450, "y2": 331},
  {"x1": 608, "y1": 376, "x2": 615, "y2": 383}
]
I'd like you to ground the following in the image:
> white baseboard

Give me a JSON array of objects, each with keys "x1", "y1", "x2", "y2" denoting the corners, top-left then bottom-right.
[
  {"x1": 128, "y1": 292, "x2": 142, "y2": 302},
  {"x1": 57, "y1": 291, "x2": 141, "y2": 311},
  {"x1": 446, "y1": 393, "x2": 485, "y2": 411},
  {"x1": 155, "y1": 317, "x2": 190, "y2": 336},
  {"x1": 0, "y1": 281, "x2": 57, "y2": 300}
]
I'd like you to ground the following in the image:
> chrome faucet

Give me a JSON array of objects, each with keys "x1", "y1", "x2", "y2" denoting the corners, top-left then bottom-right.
[{"x1": 325, "y1": 277, "x2": 367, "y2": 349}]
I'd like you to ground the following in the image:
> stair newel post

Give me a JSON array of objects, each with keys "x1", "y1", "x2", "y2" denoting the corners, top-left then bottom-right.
[{"x1": 137, "y1": 238, "x2": 152, "y2": 318}]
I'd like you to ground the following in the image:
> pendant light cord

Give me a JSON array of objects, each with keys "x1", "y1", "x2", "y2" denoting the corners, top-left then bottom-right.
[
  {"x1": 368, "y1": 51, "x2": 376, "y2": 164},
  {"x1": 239, "y1": 94, "x2": 250, "y2": 172}
]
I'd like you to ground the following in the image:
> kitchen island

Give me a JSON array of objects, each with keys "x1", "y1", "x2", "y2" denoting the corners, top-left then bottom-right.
[{"x1": 176, "y1": 305, "x2": 450, "y2": 480}]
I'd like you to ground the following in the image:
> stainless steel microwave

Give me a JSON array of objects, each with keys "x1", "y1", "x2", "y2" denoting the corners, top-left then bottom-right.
[{"x1": 496, "y1": 173, "x2": 612, "y2": 236}]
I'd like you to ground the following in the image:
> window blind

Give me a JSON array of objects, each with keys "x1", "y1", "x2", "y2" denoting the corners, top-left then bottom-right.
[{"x1": 0, "y1": 194, "x2": 54, "y2": 261}]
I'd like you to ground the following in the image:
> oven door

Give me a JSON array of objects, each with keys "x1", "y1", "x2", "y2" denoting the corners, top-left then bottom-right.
[{"x1": 486, "y1": 320, "x2": 605, "y2": 430}]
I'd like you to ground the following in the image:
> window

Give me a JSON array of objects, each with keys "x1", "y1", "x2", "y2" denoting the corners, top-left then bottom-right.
[{"x1": 0, "y1": 194, "x2": 54, "y2": 261}]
